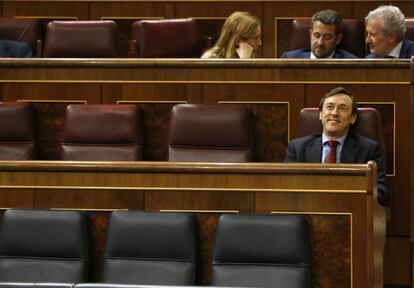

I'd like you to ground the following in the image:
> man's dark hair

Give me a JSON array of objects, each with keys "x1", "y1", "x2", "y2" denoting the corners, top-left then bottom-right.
[
  {"x1": 311, "y1": 9, "x2": 343, "y2": 35},
  {"x1": 319, "y1": 87, "x2": 358, "y2": 115}
]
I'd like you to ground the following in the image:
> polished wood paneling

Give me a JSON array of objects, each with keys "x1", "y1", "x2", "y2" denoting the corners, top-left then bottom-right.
[
  {"x1": 249, "y1": 102, "x2": 289, "y2": 162},
  {"x1": 90, "y1": 2, "x2": 174, "y2": 20},
  {"x1": 0, "y1": 59, "x2": 409, "y2": 82},
  {"x1": 3, "y1": 1, "x2": 89, "y2": 19},
  {"x1": 35, "y1": 189, "x2": 144, "y2": 210},
  {"x1": 307, "y1": 214, "x2": 351, "y2": 288},
  {"x1": 384, "y1": 236, "x2": 411, "y2": 285},
  {"x1": 31, "y1": 101, "x2": 77, "y2": 159},
  {"x1": 352, "y1": 2, "x2": 414, "y2": 21},
  {"x1": 0, "y1": 189, "x2": 34, "y2": 208},
  {"x1": 145, "y1": 190, "x2": 254, "y2": 212},
  {"x1": 88, "y1": 211, "x2": 110, "y2": 281},
  {"x1": 257, "y1": 192, "x2": 365, "y2": 287},
  {"x1": 194, "y1": 213, "x2": 221, "y2": 285},
  {"x1": 0, "y1": 161, "x2": 385, "y2": 287}
]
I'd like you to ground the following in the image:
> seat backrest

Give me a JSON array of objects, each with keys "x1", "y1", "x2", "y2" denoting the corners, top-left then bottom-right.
[
  {"x1": 299, "y1": 107, "x2": 386, "y2": 167},
  {"x1": 212, "y1": 214, "x2": 311, "y2": 288},
  {"x1": 405, "y1": 19, "x2": 414, "y2": 41},
  {"x1": 286, "y1": 19, "x2": 366, "y2": 58},
  {"x1": 131, "y1": 18, "x2": 203, "y2": 58},
  {"x1": 0, "y1": 209, "x2": 89, "y2": 282},
  {"x1": 0, "y1": 102, "x2": 36, "y2": 160},
  {"x1": 60, "y1": 104, "x2": 142, "y2": 161},
  {"x1": 103, "y1": 211, "x2": 196, "y2": 285},
  {"x1": 168, "y1": 104, "x2": 254, "y2": 162},
  {"x1": 0, "y1": 18, "x2": 42, "y2": 55},
  {"x1": 43, "y1": 21, "x2": 120, "y2": 58}
]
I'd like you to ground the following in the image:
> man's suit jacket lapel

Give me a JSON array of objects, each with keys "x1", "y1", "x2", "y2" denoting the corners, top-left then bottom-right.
[
  {"x1": 341, "y1": 135, "x2": 358, "y2": 163},
  {"x1": 306, "y1": 136, "x2": 322, "y2": 163}
]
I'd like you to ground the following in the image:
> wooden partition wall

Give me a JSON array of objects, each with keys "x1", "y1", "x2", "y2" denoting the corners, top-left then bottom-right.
[
  {"x1": 0, "y1": 58, "x2": 411, "y2": 286},
  {"x1": 0, "y1": 161, "x2": 385, "y2": 288}
]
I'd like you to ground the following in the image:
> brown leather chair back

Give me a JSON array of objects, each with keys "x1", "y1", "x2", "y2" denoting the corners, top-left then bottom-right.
[
  {"x1": 168, "y1": 104, "x2": 253, "y2": 162},
  {"x1": 405, "y1": 19, "x2": 414, "y2": 41},
  {"x1": 43, "y1": 21, "x2": 120, "y2": 58},
  {"x1": 61, "y1": 104, "x2": 142, "y2": 161},
  {"x1": 131, "y1": 19, "x2": 203, "y2": 58},
  {"x1": 0, "y1": 18, "x2": 42, "y2": 55},
  {"x1": 299, "y1": 107, "x2": 386, "y2": 167},
  {"x1": 0, "y1": 102, "x2": 36, "y2": 160},
  {"x1": 287, "y1": 19, "x2": 366, "y2": 58}
]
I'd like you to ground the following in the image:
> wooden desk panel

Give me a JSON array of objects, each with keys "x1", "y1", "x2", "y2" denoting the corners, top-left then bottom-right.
[{"x1": 0, "y1": 161, "x2": 384, "y2": 287}]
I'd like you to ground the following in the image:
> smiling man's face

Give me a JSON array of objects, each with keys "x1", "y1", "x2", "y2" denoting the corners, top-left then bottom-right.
[{"x1": 319, "y1": 93, "x2": 357, "y2": 138}]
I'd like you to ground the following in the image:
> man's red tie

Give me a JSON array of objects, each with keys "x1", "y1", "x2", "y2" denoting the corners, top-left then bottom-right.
[{"x1": 325, "y1": 140, "x2": 338, "y2": 163}]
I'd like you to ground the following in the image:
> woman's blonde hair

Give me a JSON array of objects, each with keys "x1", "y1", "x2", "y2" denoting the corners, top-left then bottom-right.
[{"x1": 204, "y1": 11, "x2": 260, "y2": 58}]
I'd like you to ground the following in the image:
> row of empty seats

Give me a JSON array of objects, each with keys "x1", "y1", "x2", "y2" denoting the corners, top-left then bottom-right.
[
  {"x1": 0, "y1": 18, "x2": 203, "y2": 58},
  {"x1": 0, "y1": 102, "x2": 385, "y2": 163},
  {"x1": 0, "y1": 209, "x2": 311, "y2": 287},
  {"x1": 0, "y1": 102, "x2": 254, "y2": 162},
  {"x1": 2, "y1": 17, "x2": 414, "y2": 58}
]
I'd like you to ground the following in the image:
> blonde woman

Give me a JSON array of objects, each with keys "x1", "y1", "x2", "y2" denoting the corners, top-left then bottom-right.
[{"x1": 201, "y1": 11, "x2": 262, "y2": 59}]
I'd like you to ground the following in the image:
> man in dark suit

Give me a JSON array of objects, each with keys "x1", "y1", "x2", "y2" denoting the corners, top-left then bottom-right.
[
  {"x1": 281, "y1": 9, "x2": 357, "y2": 59},
  {"x1": 285, "y1": 87, "x2": 389, "y2": 206},
  {"x1": 365, "y1": 5, "x2": 414, "y2": 59},
  {"x1": 0, "y1": 40, "x2": 33, "y2": 57}
]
